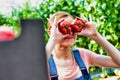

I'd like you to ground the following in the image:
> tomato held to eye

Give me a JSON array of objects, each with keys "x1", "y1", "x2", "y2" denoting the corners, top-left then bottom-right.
[
  {"x1": 71, "y1": 17, "x2": 85, "y2": 33},
  {"x1": 58, "y1": 19, "x2": 72, "y2": 35}
]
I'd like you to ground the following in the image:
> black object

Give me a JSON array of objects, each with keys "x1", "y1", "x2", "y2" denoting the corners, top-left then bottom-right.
[{"x1": 0, "y1": 19, "x2": 48, "y2": 80}]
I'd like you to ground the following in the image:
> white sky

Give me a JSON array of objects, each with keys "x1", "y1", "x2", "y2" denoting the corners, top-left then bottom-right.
[{"x1": 0, "y1": 0, "x2": 43, "y2": 15}]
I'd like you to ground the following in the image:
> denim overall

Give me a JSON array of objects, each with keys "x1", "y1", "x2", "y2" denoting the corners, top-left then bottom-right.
[{"x1": 48, "y1": 49, "x2": 91, "y2": 80}]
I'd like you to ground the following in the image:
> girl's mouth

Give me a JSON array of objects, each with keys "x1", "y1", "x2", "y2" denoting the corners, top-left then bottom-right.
[{"x1": 64, "y1": 36, "x2": 74, "y2": 39}]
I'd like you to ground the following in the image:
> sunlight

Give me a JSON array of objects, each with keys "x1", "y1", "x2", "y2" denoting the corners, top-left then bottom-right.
[{"x1": 0, "y1": 0, "x2": 42, "y2": 15}]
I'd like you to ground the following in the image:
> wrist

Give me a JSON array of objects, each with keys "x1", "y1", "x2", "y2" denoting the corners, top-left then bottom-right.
[
  {"x1": 90, "y1": 32, "x2": 101, "y2": 41},
  {"x1": 46, "y1": 37, "x2": 57, "y2": 59},
  {"x1": 49, "y1": 37, "x2": 58, "y2": 44}
]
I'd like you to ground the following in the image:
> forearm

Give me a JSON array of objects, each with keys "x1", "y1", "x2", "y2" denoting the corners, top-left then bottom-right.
[
  {"x1": 92, "y1": 32, "x2": 120, "y2": 66},
  {"x1": 46, "y1": 37, "x2": 57, "y2": 60}
]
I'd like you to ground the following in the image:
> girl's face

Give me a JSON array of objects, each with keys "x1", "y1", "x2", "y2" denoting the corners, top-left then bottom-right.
[{"x1": 57, "y1": 16, "x2": 77, "y2": 47}]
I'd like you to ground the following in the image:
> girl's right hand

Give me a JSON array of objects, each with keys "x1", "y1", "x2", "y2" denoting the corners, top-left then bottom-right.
[{"x1": 47, "y1": 16, "x2": 69, "y2": 43}]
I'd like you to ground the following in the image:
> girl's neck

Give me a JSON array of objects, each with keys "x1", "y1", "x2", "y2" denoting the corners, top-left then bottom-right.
[{"x1": 54, "y1": 45, "x2": 72, "y2": 60}]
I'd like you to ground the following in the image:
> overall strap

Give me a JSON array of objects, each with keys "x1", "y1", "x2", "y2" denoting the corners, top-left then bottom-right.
[
  {"x1": 72, "y1": 49, "x2": 91, "y2": 80},
  {"x1": 48, "y1": 55, "x2": 58, "y2": 80}
]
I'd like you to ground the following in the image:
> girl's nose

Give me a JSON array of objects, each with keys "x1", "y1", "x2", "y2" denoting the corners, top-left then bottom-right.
[{"x1": 69, "y1": 31, "x2": 75, "y2": 36}]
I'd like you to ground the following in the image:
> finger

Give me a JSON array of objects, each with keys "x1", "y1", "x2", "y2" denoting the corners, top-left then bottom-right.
[
  {"x1": 52, "y1": 16, "x2": 57, "y2": 30},
  {"x1": 74, "y1": 32, "x2": 83, "y2": 36},
  {"x1": 56, "y1": 28, "x2": 69, "y2": 37},
  {"x1": 71, "y1": 19, "x2": 75, "y2": 24},
  {"x1": 89, "y1": 14, "x2": 92, "y2": 22},
  {"x1": 85, "y1": 21, "x2": 96, "y2": 28},
  {"x1": 47, "y1": 18, "x2": 53, "y2": 27},
  {"x1": 53, "y1": 16, "x2": 57, "y2": 26},
  {"x1": 77, "y1": 30, "x2": 91, "y2": 36},
  {"x1": 50, "y1": 16, "x2": 57, "y2": 34},
  {"x1": 81, "y1": 13, "x2": 88, "y2": 22},
  {"x1": 77, "y1": 32, "x2": 84, "y2": 36},
  {"x1": 62, "y1": 34, "x2": 69, "y2": 38},
  {"x1": 56, "y1": 27, "x2": 60, "y2": 33}
]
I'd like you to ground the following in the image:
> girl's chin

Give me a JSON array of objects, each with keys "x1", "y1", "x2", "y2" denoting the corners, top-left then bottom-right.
[
  {"x1": 61, "y1": 45, "x2": 73, "y2": 47},
  {"x1": 59, "y1": 38, "x2": 76, "y2": 47},
  {"x1": 64, "y1": 38, "x2": 75, "y2": 42},
  {"x1": 61, "y1": 42, "x2": 74, "y2": 47}
]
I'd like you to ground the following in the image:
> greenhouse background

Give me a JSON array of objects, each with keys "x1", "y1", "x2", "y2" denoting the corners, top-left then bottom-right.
[{"x1": 0, "y1": 0, "x2": 120, "y2": 79}]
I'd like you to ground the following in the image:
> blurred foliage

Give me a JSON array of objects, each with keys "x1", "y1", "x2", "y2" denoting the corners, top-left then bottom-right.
[{"x1": 0, "y1": 0, "x2": 120, "y2": 78}]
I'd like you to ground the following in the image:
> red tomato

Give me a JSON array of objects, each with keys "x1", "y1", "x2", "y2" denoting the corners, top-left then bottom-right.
[
  {"x1": 58, "y1": 19, "x2": 72, "y2": 34},
  {"x1": 71, "y1": 17, "x2": 85, "y2": 33}
]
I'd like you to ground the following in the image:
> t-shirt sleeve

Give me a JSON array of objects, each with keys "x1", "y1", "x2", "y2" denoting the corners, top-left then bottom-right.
[{"x1": 77, "y1": 48, "x2": 95, "y2": 67}]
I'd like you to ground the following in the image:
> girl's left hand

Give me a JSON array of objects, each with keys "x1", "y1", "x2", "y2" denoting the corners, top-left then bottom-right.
[{"x1": 75, "y1": 14, "x2": 98, "y2": 39}]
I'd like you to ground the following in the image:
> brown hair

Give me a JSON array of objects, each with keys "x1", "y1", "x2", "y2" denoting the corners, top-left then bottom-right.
[{"x1": 47, "y1": 11, "x2": 73, "y2": 33}]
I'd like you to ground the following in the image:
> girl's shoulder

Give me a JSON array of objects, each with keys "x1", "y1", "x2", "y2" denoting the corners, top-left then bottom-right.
[
  {"x1": 72, "y1": 47, "x2": 91, "y2": 59},
  {"x1": 72, "y1": 47, "x2": 91, "y2": 53},
  {"x1": 73, "y1": 48, "x2": 95, "y2": 67}
]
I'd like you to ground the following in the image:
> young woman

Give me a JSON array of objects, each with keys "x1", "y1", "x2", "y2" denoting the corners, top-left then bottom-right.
[{"x1": 46, "y1": 11, "x2": 120, "y2": 80}]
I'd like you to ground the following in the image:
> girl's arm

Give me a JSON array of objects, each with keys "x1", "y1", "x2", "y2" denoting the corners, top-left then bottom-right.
[
  {"x1": 77, "y1": 15, "x2": 120, "y2": 67},
  {"x1": 92, "y1": 32, "x2": 120, "y2": 67},
  {"x1": 45, "y1": 17, "x2": 68, "y2": 60},
  {"x1": 46, "y1": 37, "x2": 57, "y2": 60}
]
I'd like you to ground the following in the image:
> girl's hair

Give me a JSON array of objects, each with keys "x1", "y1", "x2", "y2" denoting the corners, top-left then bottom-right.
[{"x1": 47, "y1": 11, "x2": 73, "y2": 32}]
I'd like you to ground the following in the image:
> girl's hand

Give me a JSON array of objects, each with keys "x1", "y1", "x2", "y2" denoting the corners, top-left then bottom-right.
[
  {"x1": 75, "y1": 14, "x2": 98, "y2": 39},
  {"x1": 48, "y1": 16, "x2": 69, "y2": 42}
]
